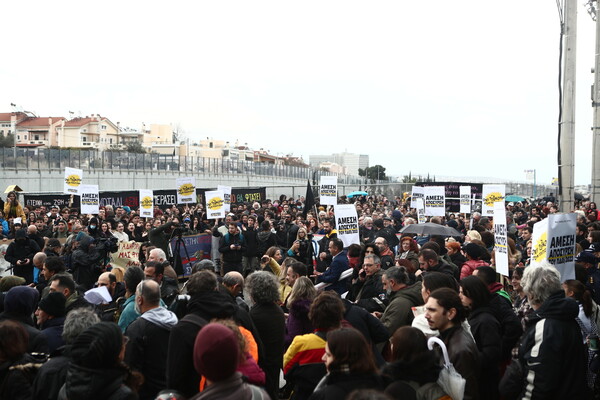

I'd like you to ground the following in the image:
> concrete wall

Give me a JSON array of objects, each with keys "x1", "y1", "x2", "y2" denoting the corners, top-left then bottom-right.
[{"x1": 0, "y1": 169, "x2": 363, "y2": 199}]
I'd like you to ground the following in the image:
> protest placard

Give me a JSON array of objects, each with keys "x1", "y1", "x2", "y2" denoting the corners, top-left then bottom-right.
[
  {"x1": 205, "y1": 190, "x2": 225, "y2": 219},
  {"x1": 176, "y1": 177, "x2": 196, "y2": 204},
  {"x1": 319, "y1": 176, "x2": 338, "y2": 205},
  {"x1": 139, "y1": 189, "x2": 154, "y2": 218},
  {"x1": 424, "y1": 186, "x2": 445, "y2": 216},
  {"x1": 80, "y1": 185, "x2": 99, "y2": 215},
  {"x1": 110, "y1": 241, "x2": 141, "y2": 269},
  {"x1": 217, "y1": 185, "x2": 232, "y2": 212},
  {"x1": 546, "y1": 213, "x2": 576, "y2": 281},
  {"x1": 482, "y1": 184, "x2": 505, "y2": 216},
  {"x1": 493, "y1": 202, "x2": 509, "y2": 277},
  {"x1": 64, "y1": 167, "x2": 83, "y2": 195},
  {"x1": 416, "y1": 198, "x2": 427, "y2": 224},
  {"x1": 411, "y1": 186, "x2": 424, "y2": 209},
  {"x1": 334, "y1": 204, "x2": 360, "y2": 248},
  {"x1": 531, "y1": 218, "x2": 549, "y2": 267},
  {"x1": 459, "y1": 186, "x2": 472, "y2": 214}
]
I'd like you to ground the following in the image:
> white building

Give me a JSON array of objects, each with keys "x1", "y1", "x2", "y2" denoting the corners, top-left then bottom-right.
[{"x1": 309, "y1": 152, "x2": 368, "y2": 176}]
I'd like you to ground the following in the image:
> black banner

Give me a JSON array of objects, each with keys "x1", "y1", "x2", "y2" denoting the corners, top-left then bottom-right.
[
  {"x1": 24, "y1": 187, "x2": 267, "y2": 212},
  {"x1": 415, "y1": 182, "x2": 483, "y2": 213}
]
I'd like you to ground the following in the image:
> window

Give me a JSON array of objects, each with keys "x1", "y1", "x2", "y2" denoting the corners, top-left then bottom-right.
[
  {"x1": 109, "y1": 138, "x2": 113, "y2": 144},
  {"x1": 34, "y1": 135, "x2": 39, "y2": 140},
  {"x1": 82, "y1": 136, "x2": 87, "y2": 142},
  {"x1": 101, "y1": 124, "x2": 107, "y2": 130}
]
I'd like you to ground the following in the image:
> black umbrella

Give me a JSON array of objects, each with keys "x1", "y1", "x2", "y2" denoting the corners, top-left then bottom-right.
[{"x1": 399, "y1": 222, "x2": 462, "y2": 237}]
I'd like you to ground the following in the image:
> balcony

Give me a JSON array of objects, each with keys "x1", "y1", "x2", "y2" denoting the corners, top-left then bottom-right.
[{"x1": 81, "y1": 142, "x2": 100, "y2": 149}]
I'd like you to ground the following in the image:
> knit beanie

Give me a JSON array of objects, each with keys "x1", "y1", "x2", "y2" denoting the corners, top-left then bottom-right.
[
  {"x1": 463, "y1": 243, "x2": 484, "y2": 260},
  {"x1": 4, "y1": 286, "x2": 39, "y2": 315},
  {"x1": 193, "y1": 323, "x2": 240, "y2": 382},
  {"x1": 70, "y1": 322, "x2": 123, "y2": 369},
  {"x1": 38, "y1": 292, "x2": 66, "y2": 317},
  {"x1": 0, "y1": 275, "x2": 26, "y2": 293}
]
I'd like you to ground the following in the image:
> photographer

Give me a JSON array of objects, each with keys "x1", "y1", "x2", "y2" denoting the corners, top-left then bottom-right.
[
  {"x1": 286, "y1": 227, "x2": 312, "y2": 266},
  {"x1": 72, "y1": 234, "x2": 117, "y2": 291},
  {"x1": 148, "y1": 219, "x2": 176, "y2": 259},
  {"x1": 5, "y1": 229, "x2": 41, "y2": 284},
  {"x1": 218, "y1": 222, "x2": 246, "y2": 275}
]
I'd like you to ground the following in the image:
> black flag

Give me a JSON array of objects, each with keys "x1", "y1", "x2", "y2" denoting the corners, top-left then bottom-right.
[{"x1": 302, "y1": 180, "x2": 315, "y2": 219}]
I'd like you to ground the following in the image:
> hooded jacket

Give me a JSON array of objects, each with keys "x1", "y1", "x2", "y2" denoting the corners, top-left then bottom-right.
[
  {"x1": 381, "y1": 281, "x2": 424, "y2": 335},
  {"x1": 71, "y1": 236, "x2": 104, "y2": 291},
  {"x1": 5, "y1": 229, "x2": 40, "y2": 284},
  {"x1": 58, "y1": 365, "x2": 136, "y2": 400},
  {"x1": 125, "y1": 307, "x2": 178, "y2": 400},
  {"x1": 166, "y1": 291, "x2": 236, "y2": 398},
  {"x1": 515, "y1": 291, "x2": 589, "y2": 399}
]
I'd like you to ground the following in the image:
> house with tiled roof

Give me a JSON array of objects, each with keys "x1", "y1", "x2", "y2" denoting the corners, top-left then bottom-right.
[
  {"x1": 57, "y1": 114, "x2": 119, "y2": 149},
  {"x1": 16, "y1": 116, "x2": 65, "y2": 147}
]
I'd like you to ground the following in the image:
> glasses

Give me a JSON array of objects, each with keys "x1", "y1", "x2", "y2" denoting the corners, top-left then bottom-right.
[
  {"x1": 363, "y1": 263, "x2": 375, "y2": 267},
  {"x1": 365, "y1": 250, "x2": 374, "y2": 253},
  {"x1": 98, "y1": 282, "x2": 109, "y2": 287}
]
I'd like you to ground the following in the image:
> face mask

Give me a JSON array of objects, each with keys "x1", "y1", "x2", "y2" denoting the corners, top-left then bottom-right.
[{"x1": 90, "y1": 225, "x2": 96, "y2": 230}]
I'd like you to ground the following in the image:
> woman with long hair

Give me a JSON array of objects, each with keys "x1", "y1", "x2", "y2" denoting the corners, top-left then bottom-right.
[
  {"x1": 309, "y1": 327, "x2": 383, "y2": 399},
  {"x1": 285, "y1": 276, "x2": 317, "y2": 349},
  {"x1": 0, "y1": 320, "x2": 38, "y2": 399},
  {"x1": 3, "y1": 191, "x2": 26, "y2": 221},
  {"x1": 563, "y1": 279, "x2": 598, "y2": 390},
  {"x1": 459, "y1": 276, "x2": 502, "y2": 400},
  {"x1": 511, "y1": 267, "x2": 532, "y2": 330},
  {"x1": 381, "y1": 326, "x2": 449, "y2": 399}
]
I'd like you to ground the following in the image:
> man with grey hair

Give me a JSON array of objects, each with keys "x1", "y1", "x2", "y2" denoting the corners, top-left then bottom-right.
[
  {"x1": 147, "y1": 248, "x2": 178, "y2": 280},
  {"x1": 32, "y1": 308, "x2": 100, "y2": 400},
  {"x1": 221, "y1": 271, "x2": 248, "y2": 311},
  {"x1": 247, "y1": 271, "x2": 285, "y2": 400},
  {"x1": 377, "y1": 266, "x2": 424, "y2": 335},
  {"x1": 126, "y1": 279, "x2": 178, "y2": 400},
  {"x1": 349, "y1": 254, "x2": 386, "y2": 312},
  {"x1": 505, "y1": 262, "x2": 588, "y2": 399}
]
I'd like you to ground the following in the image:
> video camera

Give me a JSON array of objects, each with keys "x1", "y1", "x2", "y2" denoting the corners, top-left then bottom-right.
[{"x1": 97, "y1": 236, "x2": 119, "y2": 253}]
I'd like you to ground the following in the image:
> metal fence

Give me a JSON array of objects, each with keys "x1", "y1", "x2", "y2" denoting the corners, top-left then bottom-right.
[{"x1": 1, "y1": 148, "x2": 369, "y2": 185}]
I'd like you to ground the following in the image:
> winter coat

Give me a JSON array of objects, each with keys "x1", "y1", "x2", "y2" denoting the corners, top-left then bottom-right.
[
  {"x1": 189, "y1": 372, "x2": 268, "y2": 400},
  {"x1": 439, "y1": 325, "x2": 480, "y2": 400},
  {"x1": 316, "y1": 251, "x2": 350, "y2": 295},
  {"x1": 468, "y1": 307, "x2": 502, "y2": 400},
  {"x1": 0, "y1": 354, "x2": 40, "y2": 400},
  {"x1": 256, "y1": 230, "x2": 277, "y2": 257},
  {"x1": 5, "y1": 232, "x2": 40, "y2": 283},
  {"x1": 218, "y1": 232, "x2": 246, "y2": 265},
  {"x1": 460, "y1": 259, "x2": 489, "y2": 280},
  {"x1": 285, "y1": 299, "x2": 314, "y2": 349},
  {"x1": 166, "y1": 291, "x2": 236, "y2": 398},
  {"x1": 71, "y1": 236, "x2": 104, "y2": 291},
  {"x1": 381, "y1": 281, "x2": 424, "y2": 335},
  {"x1": 342, "y1": 299, "x2": 390, "y2": 366},
  {"x1": 309, "y1": 371, "x2": 384, "y2": 400},
  {"x1": 250, "y1": 301, "x2": 285, "y2": 400},
  {"x1": 382, "y1": 352, "x2": 448, "y2": 400},
  {"x1": 489, "y1": 291, "x2": 523, "y2": 361},
  {"x1": 351, "y1": 270, "x2": 386, "y2": 312},
  {"x1": 513, "y1": 291, "x2": 589, "y2": 399},
  {"x1": 58, "y1": 364, "x2": 136, "y2": 400},
  {"x1": 40, "y1": 316, "x2": 66, "y2": 355},
  {"x1": 32, "y1": 345, "x2": 71, "y2": 400},
  {"x1": 125, "y1": 307, "x2": 178, "y2": 400}
]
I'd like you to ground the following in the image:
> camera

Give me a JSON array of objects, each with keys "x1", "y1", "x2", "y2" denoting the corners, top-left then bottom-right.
[
  {"x1": 173, "y1": 223, "x2": 189, "y2": 236},
  {"x1": 97, "y1": 236, "x2": 119, "y2": 253}
]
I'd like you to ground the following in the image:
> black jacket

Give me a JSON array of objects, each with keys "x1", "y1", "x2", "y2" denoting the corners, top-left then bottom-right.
[
  {"x1": 125, "y1": 315, "x2": 173, "y2": 400},
  {"x1": 58, "y1": 364, "x2": 136, "y2": 400},
  {"x1": 71, "y1": 237, "x2": 104, "y2": 291},
  {"x1": 5, "y1": 235, "x2": 40, "y2": 283},
  {"x1": 342, "y1": 299, "x2": 389, "y2": 366},
  {"x1": 489, "y1": 292, "x2": 523, "y2": 361},
  {"x1": 32, "y1": 345, "x2": 71, "y2": 400},
  {"x1": 166, "y1": 291, "x2": 236, "y2": 398},
  {"x1": 0, "y1": 354, "x2": 40, "y2": 400},
  {"x1": 148, "y1": 222, "x2": 175, "y2": 258},
  {"x1": 256, "y1": 230, "x2": 277, "y2": 257},
  {"x1": 469, "y1": 307, "x2": 502, "y2": 400},
  {"x1": 309, "y1": 372, "x2": 384, "y2": 400},
  {"x1": 218, "y1": 232, "x2": 246, "y2": 264},
  {"x1": 250, "y1": 302, "x2": 286, "y2": 400},
  {"x1": 515, "y1": 291, "x2": 589, "y2": 399},
  {"x1": 349, "y1": 270, "x2": 386, "y2": 312}
]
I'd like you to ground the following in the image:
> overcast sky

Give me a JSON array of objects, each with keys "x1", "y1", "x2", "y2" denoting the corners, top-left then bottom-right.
[{"x1": 1, "y1": 1, "x2": 597, "y2": 186}]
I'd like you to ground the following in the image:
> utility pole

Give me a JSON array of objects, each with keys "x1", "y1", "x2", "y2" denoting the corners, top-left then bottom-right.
[
  {"x1": 590, "y1": 0, "x2": 600, "y2": 204},
  {"x1": 559, "y1": 0, "x2": 577, "y2": 212}
]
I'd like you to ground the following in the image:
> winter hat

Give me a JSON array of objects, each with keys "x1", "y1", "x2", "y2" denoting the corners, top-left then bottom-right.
[
  {"x1": 4, "y1": 286, "x2": 39, "y2": 315},
  {"x1": 589, "y1": 242, "x2": 600, "y2": 253},
  {"x1": 392, "y1": 210, "x2": 403, "y2": 221},
  {"x1": 0, "y1": 275, "x2": 26, "y2": 293},
  {"x1": 122, "y1": 206, "x2": 131, "y2": 214},
  {"x1": 447, "y1": 219, "x2": 459, "y2": 229},
  {"x1": 38, "y1": 292, "x2": 66, "y2": 317},
  {"x1": 463, "y1": 243, "x2": 484, "y2": 260},
  {"x1": 14, "y1": 229, "x2": 27, "y2": 240},
  {"x1": 193, "y1": 323, "x2": 240, "y2": 382},
  {"x1": 75, "y1": 231, "x2": 88, "y2": 242},
  {"x1": 70, "y1": 322, "x2": 123, "y2": 369},
  {"x1": 576, "y1": 251, "x2": 598, "y2": 264}
]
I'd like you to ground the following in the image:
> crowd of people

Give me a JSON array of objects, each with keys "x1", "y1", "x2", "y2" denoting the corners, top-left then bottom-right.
[{"x1": 1, "y1": 188, "x2": 600, "y2": 399}]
